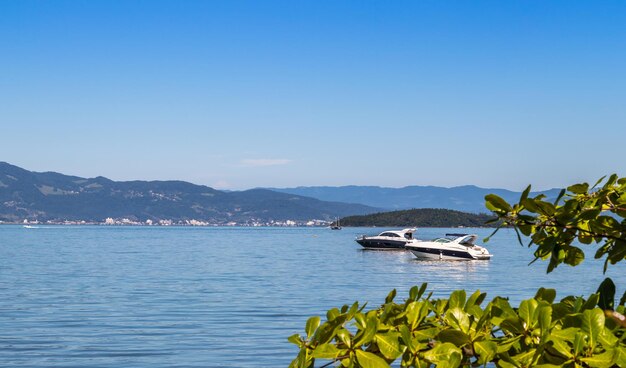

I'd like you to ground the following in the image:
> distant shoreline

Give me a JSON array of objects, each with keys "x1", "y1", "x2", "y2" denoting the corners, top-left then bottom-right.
[{"x1": 3, "y1": 223, "x2": 493, "y2": 229}]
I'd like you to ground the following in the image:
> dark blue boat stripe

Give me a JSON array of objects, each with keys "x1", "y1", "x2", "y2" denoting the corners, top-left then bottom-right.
[
  {"x1": 356, "y1": 239, "x2": 407, "y2": 249},
  {"x1": 410, "y1": 247, "x2": 475, "y2": 259}
]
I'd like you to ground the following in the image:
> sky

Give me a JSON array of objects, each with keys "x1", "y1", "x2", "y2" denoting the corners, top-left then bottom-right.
[{"x1": 1, "y1": 1, "x2": 625, "y2": 191}]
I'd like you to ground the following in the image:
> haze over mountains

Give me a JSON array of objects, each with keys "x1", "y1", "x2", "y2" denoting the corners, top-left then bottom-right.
[
  {"x1": 270, "y1": 185, "x2": 562, "y2": 214},
  {"x1": 0, "y1": 162, "x2": 561, "y2": 224}
]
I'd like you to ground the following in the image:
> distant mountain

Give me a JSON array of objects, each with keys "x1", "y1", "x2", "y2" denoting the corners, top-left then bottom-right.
[
  {"x1": 270, "y1": 185, "x2": 562, "y2": 214},
  {"x1": 0, "y1": 162, "x2": 377, "y2": 223},
  {"x1": 340, "y1": 208, "x2": 497, "y2": 228}
]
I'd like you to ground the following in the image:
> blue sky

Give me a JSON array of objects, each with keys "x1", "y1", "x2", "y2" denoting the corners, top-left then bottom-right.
[{"x1": 1, "y1": 1, "x2": 625, "y2": 190}]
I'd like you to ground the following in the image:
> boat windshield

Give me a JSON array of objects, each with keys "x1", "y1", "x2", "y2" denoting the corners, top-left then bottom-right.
[
  {"x1": 458, "y1": 235, "x2": 477, "y2": 246},
  {"x1": 380, "y1": 232, "x2": 400, "y2": 237},
  {"x1": 433, "y1": 238, "x2": 451, "y2": 243}
]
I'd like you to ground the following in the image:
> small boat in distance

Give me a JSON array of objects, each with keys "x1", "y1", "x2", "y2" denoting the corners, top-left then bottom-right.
[
  {"x1": 405, "y1": 233, "x2": 492, "y2": 260},
  {"x1": 355, "y1": 228, "x2": 416, "y2": 250},
  {"x1": 330, "y1": 217, "x2": 342, "y2": 230}
]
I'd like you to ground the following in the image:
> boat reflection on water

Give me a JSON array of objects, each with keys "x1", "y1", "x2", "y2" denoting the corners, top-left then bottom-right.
[{"x1": 409, "y1": 258, "x2": 491, "y2": 279}]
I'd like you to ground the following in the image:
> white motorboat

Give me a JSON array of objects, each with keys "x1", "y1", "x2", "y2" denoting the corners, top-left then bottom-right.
[
  {"x1": 405, "y1": 233, "x2": 492, "y2": 260},
  {"x1": 355, "y1": 228, "x2": 416, "y2": 250}
]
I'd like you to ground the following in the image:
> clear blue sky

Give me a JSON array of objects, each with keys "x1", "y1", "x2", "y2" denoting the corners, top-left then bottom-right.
[{"x1": 1, "y1": 1, "x2": 625, "y2": 190}]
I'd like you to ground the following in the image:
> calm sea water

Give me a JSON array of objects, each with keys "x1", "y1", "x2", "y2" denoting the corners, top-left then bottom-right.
[{"x1": 1, "y1": 225, "x2": 624, "y2": 367}]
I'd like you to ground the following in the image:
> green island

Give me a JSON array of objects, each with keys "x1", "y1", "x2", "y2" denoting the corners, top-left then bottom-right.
[{"x1": 339, "y1": 208, "x2": 497, "y2": 228}]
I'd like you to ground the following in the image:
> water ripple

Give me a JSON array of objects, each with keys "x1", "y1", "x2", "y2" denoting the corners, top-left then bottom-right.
[{"x1": 1, "y1": 226, "x2": 624, "y2": 367}]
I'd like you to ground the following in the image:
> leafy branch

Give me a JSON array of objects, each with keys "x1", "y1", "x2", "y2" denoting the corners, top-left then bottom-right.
[
  {"x1": 485, "y1": 174, "x2": 626, "y2": 273},
  {"x1": 288, "y1": 284, "x2": 626, "y2": 368}
]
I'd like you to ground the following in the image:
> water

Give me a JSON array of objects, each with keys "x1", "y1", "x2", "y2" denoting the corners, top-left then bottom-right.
[{"x1": 1, "y1": 226, "x2": 624, "y2": 367}]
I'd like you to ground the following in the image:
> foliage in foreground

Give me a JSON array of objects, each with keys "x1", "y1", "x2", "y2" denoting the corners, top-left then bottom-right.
[
  {"x1": 290, "y1": 176, "x2": 626, "y2": 367},
  {"x1": 289, "y1": 284, "x2": 626, "y2": 368},
  {"x1": 484, "y1": 174, "x2": 626, "y2": 274}
]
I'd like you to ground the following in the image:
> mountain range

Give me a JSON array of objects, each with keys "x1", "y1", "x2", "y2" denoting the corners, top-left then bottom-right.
[
  {"x1": 0, "y1": 162, "x2": 376, "y2": 223},
  {"x1": 270, "y1": 185, "x2": 562, "y2": 214},
  {"x1": 0, "y1": 162, "x2": 563, "y2": 224}
]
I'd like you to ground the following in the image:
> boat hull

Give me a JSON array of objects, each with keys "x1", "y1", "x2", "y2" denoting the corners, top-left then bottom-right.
[
  {"x1": 407, "y1": 246, "x2": 492, "y2": 260},
  {"x1": 356, "y1": 238, "x2": 407, "y2": 250}
]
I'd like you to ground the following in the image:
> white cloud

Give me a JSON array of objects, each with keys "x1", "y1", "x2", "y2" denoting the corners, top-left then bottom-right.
[
  {"x1": 240, "y1": 158, "x2": 292, "y2": 167},
  {"x1": 212, "y1": 180, "x2": 232, "y2": 189}
]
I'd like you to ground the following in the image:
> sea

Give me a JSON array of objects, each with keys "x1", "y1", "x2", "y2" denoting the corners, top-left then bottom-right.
[{"x1": 1, "y1": 225, "x2": 624, "y2": 367}]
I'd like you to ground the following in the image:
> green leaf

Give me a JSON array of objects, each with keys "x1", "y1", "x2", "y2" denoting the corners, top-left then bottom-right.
[
  {"x1": 422, "y1": 342, "x2": 462, "y2": 368},
  {"x1": 409, "y1": 283, "x2": 428, "y2": 301},
  {"x1": 581, "y1": 309, "x2": 604, "y2": 349},
  {"x1": 311, "y1": 343, "x2": 341, "y2": 359},
  {"x1": 413, "y1": 327, "x2": 439, "y2": 342},
  {"x1": 579, "y1": 207, "x2": 602, "y2": 220},
  {"x1": 290, "y1": 348, "x2": 312, "y2": 368},
  {"x1": 288, "y1": 334, "x2": 302, "y2": 346},
  {"x1": 327, "y1": 308, "x2": 340, "y2": 321},
  {"x1": 437, "y1": 329, "x2": 470, "y2": 347},
  {"x1": 583, "y1": 294, "x2": 600, "y2": 311},
  {"x1": 347, "y1": 302, "x2": 359, "y2": 319},
  {"x1": 523, "y1": 198, "x2": 540, "y2": 213},
  {"x1": 538, "y1": 306, "x2": 552, "y2": 338},
  {"x1": 591, "y1": 176, "x2": 607, "y2": 190},
  {"x1": 337, "y1": 329, "x2": 352, "y2": 347},
  {"x1": 536, "y1": 201, "x2": 556, "y2": 215},
  {"x1": 616, "y1": 346, "x2": 626, "y2": 367},
  {"x1": 399, "y1": 325, "x2": 416, "y2": 353},
  {"x1": 445, "y1": 307, "x2": 471, "y2": 334},
  {"x1": 564, "y1": 246, "x2": 585, "y2": 266},
  {"x1": 512, "y1": 349, "x2": 538, "y2": 366},
  {"x1": 465, "y1": 290, "x2": 486, "y2": 311},
  {"x1": 355, "y1": 350, "x2": 390, "y2": 368},
  {"x1": 314, "y1": 321, "x2": 341, "y2": 344},
  {"x1": 385, "y1": 289, "x2": 396, "y2": 303},
  {"x1": 500, "y1": 317, "x2": 525, "y2": 334},
  {"x1": 568, "y1": 183, "x2": 589, "y2": 194},
  {"x1": 474, "y1": 340, "x2": 497, "y2": 365},
  {"x1": 520, "y1": 185, "x2": 531, "y2": 203},
  {"x1": 375, "y1": 332, "x2": 403, "y2": 360},
  {"x1": 495, "y1": 359, "x2": 520, "y2": 368},
  {"x1": 405, "y1": 301, "x2": 428, "y2": 329},
  {"x1": 519, "y1": 299, "x2": 538, "y2": 328},
  {"x1": 448, "y1": 289, "x2": 466, "y2": 310},
  {"x1": 550, "y1": 327, "x2": 578, "y2": 342},
  {"x1": 553, "y1": 189, "x2": 566, "y2": 205},
  {"x1": 580, "y1": 350, "x2": 616, "y2": 368},
  {"x1": 548, "y1": 335, "x2": 574, "y2": 358},
  {"x1": 306, "y1": 316, "x2": 320, "y2": 339},
  {"x1": 597, "y1": 325, "x2": 619, "y2": 347},
  {"x1": 485, "y1": 194, "x2": 513, "y2": 213},
  {"x1": 354, "y1": 315, "x2": 378, "y2": 346},
  {"x1": 496, "y1": 336, "x2": 521, "y2": 354},
  {"x1": 535, "y1": 288, "x2": 557, "y2": 303},
  {"x1": 597, "y1": 277, "x2": 615, "y2": 310}
]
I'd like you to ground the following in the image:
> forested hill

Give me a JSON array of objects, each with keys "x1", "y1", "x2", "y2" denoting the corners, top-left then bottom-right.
[
  {"x1": 0, "y1": 162, "x2": 377, "y2": 223},
  {"x1": 340, "y1": 208, "x2": 497, "y2": 227}
]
